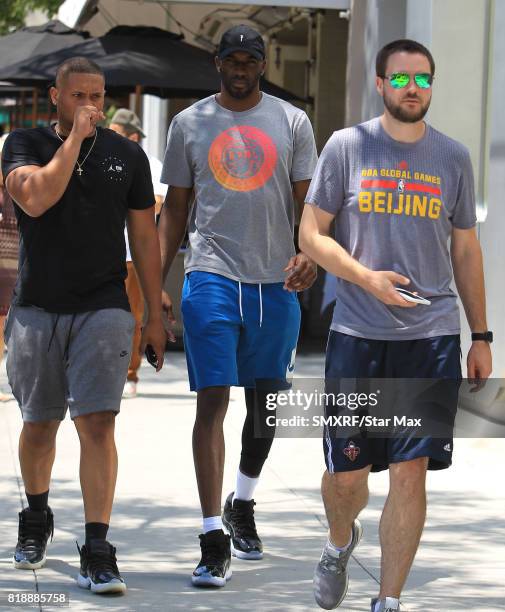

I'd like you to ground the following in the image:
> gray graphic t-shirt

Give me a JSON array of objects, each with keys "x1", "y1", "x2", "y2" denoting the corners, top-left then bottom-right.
[
  {"x1": 306, "y1": 117, "x2": 477, "y2": 340},
  {"x1": 161, "y1": 93, "x2": 317, "y2": 283}
]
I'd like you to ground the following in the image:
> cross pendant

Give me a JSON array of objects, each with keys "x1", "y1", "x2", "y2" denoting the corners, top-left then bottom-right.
[{"x1": 76, "y1": 167, "x2": 83, "y2": 176}]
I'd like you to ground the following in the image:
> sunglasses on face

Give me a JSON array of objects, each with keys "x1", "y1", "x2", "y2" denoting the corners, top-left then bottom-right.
[{"x1": 384, "y1": 72, "x2": 433, "y2": 89}]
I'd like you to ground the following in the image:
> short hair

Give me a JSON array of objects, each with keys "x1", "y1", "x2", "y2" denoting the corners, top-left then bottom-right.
[
  {"x1": 376, "y1": 39, "x2": 435, "y2": 77},
  {"x1": 55, "y1": 57, "x2": 104, "y2": 87}
]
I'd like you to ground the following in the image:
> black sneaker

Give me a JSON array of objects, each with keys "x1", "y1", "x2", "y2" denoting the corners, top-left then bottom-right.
[
  {"x1": 14, "y1": 507, "x2": 54, "y2": 569},
  {"x1": 222, "y1": 491, "x2": 263, "y2": 560},
  {"x1": 192, "y1": 529, "x2": 232, "y2": 587},
  {"x1": 76, "y1": 539, "x2": 126, "y2": 594}
]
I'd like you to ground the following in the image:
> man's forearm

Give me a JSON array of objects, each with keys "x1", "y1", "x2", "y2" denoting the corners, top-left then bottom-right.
[
  {"x1": 300, "y1": 231, "x2": 371, "y2": 288},
  {"x1": 7, "y1": 135, "x2": 82, "y2": 217},
  {"x1": 453, "y1": 246, "x2": 488, "y2": 331},
  {"x1": 130, "y1": 228, "x2": 163, "y2": 319},
  {"x1": 158, "y1": 203, "x2": 189, "y2": 282}
]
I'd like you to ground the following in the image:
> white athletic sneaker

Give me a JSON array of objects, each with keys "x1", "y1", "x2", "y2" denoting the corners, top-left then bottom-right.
[
  {"x1": 371, "y1": 597, "x2": 400, "y2": 611},
  {"x1": 122, "y1": 381, "x2": 137, "y2": 399}
]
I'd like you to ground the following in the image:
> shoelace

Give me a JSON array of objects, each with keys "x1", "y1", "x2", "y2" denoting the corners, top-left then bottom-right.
[
  {"x1": 230, "y1": 501, "x2": 258, "y2": 539},
  {"x1": 18, "y1": 512, "x2": 54, "y2": 547},
  {"x1": 199, "y1": 535, "x2": 228, "y2": 568},
  {"x1": 319, "y1": 550, "x2": 345, "y2": 574},
  {"x1": 78, "y1": 543, "x2": 119, "y2": 576}
]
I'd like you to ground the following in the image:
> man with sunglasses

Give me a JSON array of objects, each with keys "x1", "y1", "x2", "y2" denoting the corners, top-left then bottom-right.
[{"x1": 300, "y1": 39, "x2": 491, "y2": 611}]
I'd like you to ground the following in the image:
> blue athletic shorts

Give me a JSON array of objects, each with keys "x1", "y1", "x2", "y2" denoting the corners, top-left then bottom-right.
[
  {"x1": 324, "y1": 331, "x2": 462, "y2": 473},
  {"x1": 181, "y1": 271, "x2": 301, "y2": 391}
]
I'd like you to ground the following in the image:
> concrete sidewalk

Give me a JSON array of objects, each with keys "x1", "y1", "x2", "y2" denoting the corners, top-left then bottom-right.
[{"x1": 1, "y1": 352, "x2": 504, "y2": 611}]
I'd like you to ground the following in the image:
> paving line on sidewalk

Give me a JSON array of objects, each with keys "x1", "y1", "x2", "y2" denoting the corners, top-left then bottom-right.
[
  {"x1": 2, "y1": 405, "x2": 23, "y2": 508},
  {"x1": 2, "y1": 405, "x2": 44, "y2": 611},
  {"x1": 260, "y1": 460, "x2": 412, "y2": 612}
]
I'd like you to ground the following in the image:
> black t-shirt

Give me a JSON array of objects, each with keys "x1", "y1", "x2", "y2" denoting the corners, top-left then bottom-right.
[{"x1": 1, "y1": 126, "x2": 155, "y2": 313}]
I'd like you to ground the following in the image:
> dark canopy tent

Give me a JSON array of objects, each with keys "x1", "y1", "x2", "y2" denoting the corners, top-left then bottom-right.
[
  {"x1": 0, "y1": 20, "x2": 90, "y2": 67},
  {"x1": 0, "y1": 21, "x2": 92, "y2": 128},
  {"x1": 0, "y1": 25, "x2": 303, "y2": 101}
]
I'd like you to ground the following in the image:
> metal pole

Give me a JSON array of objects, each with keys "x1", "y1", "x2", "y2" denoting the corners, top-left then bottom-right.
[
  {"x1": 135, "y1": 85, "x2": 143, "y2": 117},
  {"x1": 32, "y1": 88, "x2": 39, "y2": 127},
  {"x1": 20, "y1": 91, "x2": 26, "y2": 128}
]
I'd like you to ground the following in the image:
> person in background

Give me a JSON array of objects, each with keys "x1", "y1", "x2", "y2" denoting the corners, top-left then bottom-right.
[{"x1": 109, "y1": 108, "x2": 168, "y2": 399}]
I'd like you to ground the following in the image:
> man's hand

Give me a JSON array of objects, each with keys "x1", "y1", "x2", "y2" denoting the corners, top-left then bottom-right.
[
  {"x1": 71, "y1": 105, "x2": 105, "y2": 140},
  {"x1": 162, "y1": 290, "x2": 177, "y2": 343},
  {"x1": 363, "y1": 271, "x2": 418, "y2": 307},
  {"x1": 284, "y1": 253, "x2": 317, "y2": 292},
  {"x1": 139, "y1": 317, "x2": 167, "y2": 372},
  {"x1": 467, "y1": 342, "x2": 492, "y2": 392}
]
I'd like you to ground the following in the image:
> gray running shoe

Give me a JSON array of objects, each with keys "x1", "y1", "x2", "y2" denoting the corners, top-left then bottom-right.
[
  {"x1": 371, "y1": 597, "x2": 400, "y2": 612},
  {"x1": 313, "y1": 519, "x2": 362, "y2": 609}
]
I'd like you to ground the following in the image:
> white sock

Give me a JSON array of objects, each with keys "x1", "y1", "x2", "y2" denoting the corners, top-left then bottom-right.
[
  {"x1": 233, "y1": 470, "x2": 259, "y2": 502},
  {"x1": 326, "y1": 531, "x2": 352, "y2": 556},
  {"x1": 203, "y1": 516, "x2": 223, "y2": 534},
  {"x1": 374, "y1": 598, "x2": 400, "y2": 612}
]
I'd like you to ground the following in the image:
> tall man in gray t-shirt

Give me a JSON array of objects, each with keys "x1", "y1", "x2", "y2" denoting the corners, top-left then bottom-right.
[
  {"x1": 159, "y1": 25, "x2": 317, "y2": 587},
  {"x1": 300, "y1": 39, "x2": 492, "y2": 612}
]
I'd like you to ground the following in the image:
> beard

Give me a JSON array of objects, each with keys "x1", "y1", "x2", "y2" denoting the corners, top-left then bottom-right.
[
  {"x1": 221, "y1": 72, "x2": 261, "y2": 100},
  {"x1": 383, "y1": 91, "x2": 431, "y2": 123}
]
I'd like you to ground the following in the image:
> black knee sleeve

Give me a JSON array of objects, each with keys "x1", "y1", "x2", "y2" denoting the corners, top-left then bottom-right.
[{"x1": 239, "y1": 388, "x2": 276, "y2": 477}]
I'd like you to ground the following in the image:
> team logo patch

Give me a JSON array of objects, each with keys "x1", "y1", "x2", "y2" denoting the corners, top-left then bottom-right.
[
  {"x1": 343, "y1": 441, "x2": 360, "y2": 462},
  {"x1": 102, "y1": 156, "x2": 127, "y2": 182},
  {"x1": 208, "y1": 125, "x2": 277, "y2": 192}
]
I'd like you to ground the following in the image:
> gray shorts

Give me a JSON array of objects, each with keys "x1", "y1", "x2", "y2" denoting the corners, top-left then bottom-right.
[{"x1": 4, "y1": 306, "x2": 135, "y2": 422}]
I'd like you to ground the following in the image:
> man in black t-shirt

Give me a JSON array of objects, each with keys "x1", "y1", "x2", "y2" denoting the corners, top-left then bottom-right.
[{"x1": 1, "y1": 57, "x2": 167, "y2": 594}]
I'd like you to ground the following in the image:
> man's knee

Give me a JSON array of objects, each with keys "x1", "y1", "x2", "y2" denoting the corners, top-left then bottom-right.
[
  {"x1": 196, "y1": 387, "x2": 229, "y2": 426},
  {"x1": 21, "y1": 421, "x2": 59, "y2": 449},
  {"x1": 75, "y1": 411, "x2": 116, "y2": 444},
  {"x1": 389, "y1": 457, "x2": 428, "y2": 494},
  {"x1": 324, "y1": 467, "x2": 370, "y2": 496}
]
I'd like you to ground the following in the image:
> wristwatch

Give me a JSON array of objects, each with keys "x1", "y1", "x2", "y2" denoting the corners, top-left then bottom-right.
[{"x1": 471, "y1": 331, "x2": 493, "y2": 343}]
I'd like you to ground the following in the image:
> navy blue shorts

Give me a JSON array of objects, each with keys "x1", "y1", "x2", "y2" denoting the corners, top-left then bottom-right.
[
  {"x1": 323, "y1": 331, "x2": 462, "y2": 473},
  {"x1": 181, "y1": 271, "x2": 301, "y2": 391}
]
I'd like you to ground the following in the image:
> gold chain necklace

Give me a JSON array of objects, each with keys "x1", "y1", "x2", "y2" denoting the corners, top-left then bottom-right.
[{"x1": 54, "y1": 125, "x2": 98, "y2": 176}]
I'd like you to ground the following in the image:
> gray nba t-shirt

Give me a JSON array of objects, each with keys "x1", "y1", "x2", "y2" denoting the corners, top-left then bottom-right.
[
  {"x1": 306, "y1": 117, "x2": 477, "y2": 341},
  {"x1": 161, "y1": 93, "x2": 317, "y2": 283}
]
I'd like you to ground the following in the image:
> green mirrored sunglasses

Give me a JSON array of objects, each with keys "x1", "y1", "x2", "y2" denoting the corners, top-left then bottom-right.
[{"x1": 385, "y1": 72, "x2": 433, "y2": 89}]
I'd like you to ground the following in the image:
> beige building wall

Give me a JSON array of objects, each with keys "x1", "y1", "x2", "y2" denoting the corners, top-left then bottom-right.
[{"x1": 428, "y1": 0, "x2": 492, "y2": 218}]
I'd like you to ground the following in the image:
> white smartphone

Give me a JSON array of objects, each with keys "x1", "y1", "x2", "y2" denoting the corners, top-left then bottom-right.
[{"x1": 395, "y1": 287, "x2": 431, "y2": 306}]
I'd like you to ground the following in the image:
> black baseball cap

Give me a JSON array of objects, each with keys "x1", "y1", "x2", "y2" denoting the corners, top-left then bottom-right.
[{"x1": 218, "y1": 25, "x2": 266, "y2": 60}]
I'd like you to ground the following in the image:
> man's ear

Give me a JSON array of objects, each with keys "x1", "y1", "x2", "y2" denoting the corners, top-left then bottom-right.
[
  {"x1": 49, "y1": 86, "x2": 58, "y2": 106},
  {"x1": 215, "y1": 56, "x2": 221, "y2": 73},
  {"x1": 376, "y1": 76, "x2": 384, "y2": 97}
]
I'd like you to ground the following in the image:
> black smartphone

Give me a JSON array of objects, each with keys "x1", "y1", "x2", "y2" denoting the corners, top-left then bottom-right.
[{"x1": 145, "y1": 344, "x2": 158, "y2": 368}]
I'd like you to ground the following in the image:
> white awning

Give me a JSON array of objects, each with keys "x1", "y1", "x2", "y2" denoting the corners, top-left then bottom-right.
[{"x1": 58, "y1": 0, "x2": 92, "y2": 27}]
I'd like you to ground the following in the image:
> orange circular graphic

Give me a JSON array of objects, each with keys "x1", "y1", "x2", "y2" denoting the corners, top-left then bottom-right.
[{"x1": 208, "y1": 125, "x2": 278, "y2": 192}]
